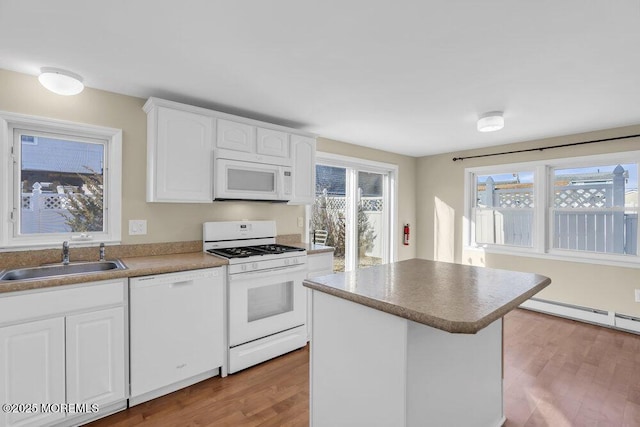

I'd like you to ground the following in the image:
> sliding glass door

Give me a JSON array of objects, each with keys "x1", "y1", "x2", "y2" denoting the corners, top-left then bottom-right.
[
  {"x1": 312, "y1": 165, "x2": 348, "y2": 271},
  {"x1": 310, "y1": 154, "x2": 396, "y2": 272},
  {"x1": 356, "y1": 171, "x2": 386, "y2": 269}
]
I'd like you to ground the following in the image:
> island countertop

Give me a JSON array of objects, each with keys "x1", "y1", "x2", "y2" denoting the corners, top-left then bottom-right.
[{"x1": 303, "y1": 258, "x2": 551, "y2": 334}]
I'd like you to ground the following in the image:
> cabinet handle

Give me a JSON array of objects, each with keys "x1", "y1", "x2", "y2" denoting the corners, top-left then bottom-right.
[{"x1": 170, "y1": 280, "x2": 193, "y2": 287}]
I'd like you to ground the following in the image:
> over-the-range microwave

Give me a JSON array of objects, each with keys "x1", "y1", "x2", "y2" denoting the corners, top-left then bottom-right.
[{"x1": 214, "y1": 158, "x2": 292, "y2": 201}]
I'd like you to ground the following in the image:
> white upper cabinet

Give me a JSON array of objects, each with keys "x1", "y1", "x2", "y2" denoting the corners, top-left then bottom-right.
[
  {"x1": 289, "y1": 135, "x2": 316, "y2": 204},
  {"x1": 256, "y1": 128, "x2": 289, "y2": 157},
  {"x1": 144, "y1": 97, "x2": 316, "y2": 204},
  {"x1": 216, "y1": 119, "x2": 255, "y2": 153},
  {"x1": 145, "y1": 99, "x2": 215, "y2": 203}
]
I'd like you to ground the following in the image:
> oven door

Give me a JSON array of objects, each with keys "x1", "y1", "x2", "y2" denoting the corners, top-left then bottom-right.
[
  {"x1": 215, "y1": 158, "x2": 291, "y2": 201},
  {"x1": 228, "y1": 264, "x2": 307, "y2": 347}
]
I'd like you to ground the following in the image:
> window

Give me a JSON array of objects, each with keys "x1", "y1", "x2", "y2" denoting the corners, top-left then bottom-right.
[
  {"x1": 0, "y1": 112, "x2": 122, "y2": 248},
  {"x1": 551, "y1": 163, "x2": 637, "y2": 255},
  {"x1": 472, "y1": 171, "x2": 535, "y2": 247},
  {"x1": 465, "y1": 151, "x2": 640, "y2": 266},
  {"x1": 308, "y1": 153, "x2": 397, "y2": 272}
]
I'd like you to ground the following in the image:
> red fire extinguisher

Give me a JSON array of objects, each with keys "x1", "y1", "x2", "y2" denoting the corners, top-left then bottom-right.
[{"x1": 403, "y1": 223, "x2": 410, "y2": 246}]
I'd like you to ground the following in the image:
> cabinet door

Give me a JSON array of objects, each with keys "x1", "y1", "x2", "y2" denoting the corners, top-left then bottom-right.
[
  {"x1": 66, "y1": 307, "x2": 126, "y2": 408},
  {"x1": 0, "y1": 318, "x2": 65, "y2": 427},
  {"x1": 216, "y1": 119, "x2": 255, "y2": 152},
  {"x1": 289, "y1": 135, "x2": 316, "y2": 204},
  {"x1": 256, "y1": 128, "x2": 289, "y2": 157},
  {"x1": 307, "y1": 252, "x2": 334, "y2": 276},
  {"x1": 153, "y1": 107, "x2": 214, "y2": 202},
  {"x1": 306, "y1": 252, "x2": 334, "y2": 342}
]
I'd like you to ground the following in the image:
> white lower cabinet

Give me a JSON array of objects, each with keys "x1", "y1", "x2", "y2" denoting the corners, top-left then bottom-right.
[
  {"x1": 66, "y1": 307, "x2": 126, "y2": 409},
  {"x1": 306, "y1": 251, "x2": 334, "y2": 341},
  {"x1": 0, "y1": 318, "x2": 66, "y2": 427},
  {"x1": 310, "y1": 292, "x2": 504, "y2": 427},
  {"x1": 0, "y1": 280, "x2": 127, "y2": 427}
]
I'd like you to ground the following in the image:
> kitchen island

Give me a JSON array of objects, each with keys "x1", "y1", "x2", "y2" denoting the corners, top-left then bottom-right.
[{"x1": 303, "y1": 258, "x2": 551, "y2": 427}]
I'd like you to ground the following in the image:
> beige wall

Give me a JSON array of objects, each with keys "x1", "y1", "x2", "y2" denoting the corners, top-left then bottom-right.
[
  {"x1": 317, "y1": 138, "x2": 417, "y2": 262},
  {"x1": 0, "y1": 69, "x2": 415, "y2": 255},
  {"x1": 416, "y1": 126, "x2": 640, "y2": 317},
  {"x1": 2, "y1": 68, "x2": 635, "y2": 314}
]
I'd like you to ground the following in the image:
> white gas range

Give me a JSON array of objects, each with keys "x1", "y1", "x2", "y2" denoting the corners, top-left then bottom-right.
[{"x1": 203, "y1": 221, "x2": 308, "y2": 374}]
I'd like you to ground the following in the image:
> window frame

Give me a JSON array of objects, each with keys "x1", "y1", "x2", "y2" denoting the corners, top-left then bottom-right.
[
  {"x1": 0, "y1": 111, "x2": 122, "y2": 249},
  {"x1": 464, "y1": 150, "x2": 640, "y2": 268},
  {"x1": 468, "y1": 167, "x2": 538, "y2": 250},
  {"x1": 305, "y1": 151, "x2": 399, "y2": 271}
]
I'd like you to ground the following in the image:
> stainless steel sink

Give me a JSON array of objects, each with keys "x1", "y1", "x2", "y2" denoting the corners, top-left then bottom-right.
[{"x1": 0, "y1": 260, "x2": 127, "y2": 281}]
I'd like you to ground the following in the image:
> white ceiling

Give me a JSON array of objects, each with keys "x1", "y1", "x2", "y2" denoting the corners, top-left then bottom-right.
[{"x1": 1, "y1": 0, "x2": 639, "y2": 157}]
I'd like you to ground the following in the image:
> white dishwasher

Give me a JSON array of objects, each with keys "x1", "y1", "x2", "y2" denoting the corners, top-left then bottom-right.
[{"x1": 129, "y1": 267, "x2": 226, "y2": 405}]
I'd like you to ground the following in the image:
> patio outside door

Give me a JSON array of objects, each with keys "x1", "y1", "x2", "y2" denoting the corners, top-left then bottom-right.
[{"x1": 310, "y1": 154, "x2": 395, "y2": 272}]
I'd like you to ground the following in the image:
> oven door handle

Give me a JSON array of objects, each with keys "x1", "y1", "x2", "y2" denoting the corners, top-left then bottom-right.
[{"x1": 229, "y1": 264, "x2": 307, "y2": 280}]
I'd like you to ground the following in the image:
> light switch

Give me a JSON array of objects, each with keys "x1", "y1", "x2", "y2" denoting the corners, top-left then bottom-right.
[
  {"x1": 297, "y1": 217, "x2": 304, "y2": 228},
  {"x1": 129, "y1": 220, "x2": 147, "y2": 235}
]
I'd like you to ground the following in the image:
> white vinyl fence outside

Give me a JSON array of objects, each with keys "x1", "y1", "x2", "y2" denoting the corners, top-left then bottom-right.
[
  {"x1": 21, "y1": 192, "x2": 71, "y2": 234},
  {"x1": 20, "y1": 182, "x2": 98, "y2": 234},
  {"x1": 314, "y1": 195, "x2": 384, "y2": 258},
  {"x1": 475, "y1": 170, "x2": 638, "y2": 255}
]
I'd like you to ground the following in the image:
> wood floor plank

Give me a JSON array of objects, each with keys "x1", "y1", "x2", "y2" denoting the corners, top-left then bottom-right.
[{"x1": 87, "y1": 309, "x2": 640, "y2": 427}]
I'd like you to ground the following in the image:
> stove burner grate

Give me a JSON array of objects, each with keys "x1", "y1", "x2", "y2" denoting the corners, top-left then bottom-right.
[{"x1": 206, "y1": 243, "x2": 305, "y2": 259}]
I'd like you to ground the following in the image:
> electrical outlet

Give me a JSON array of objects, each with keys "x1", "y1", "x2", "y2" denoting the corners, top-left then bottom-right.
[
  {"x1": 129, "y1": 220, "x2": 147, "y2": 236},
  {"x1": 635, "y1": 289, "x2": 640, "y2": 303},
  {"x1": 297, "y1": 217, "x2": 304, "y2": 228}
]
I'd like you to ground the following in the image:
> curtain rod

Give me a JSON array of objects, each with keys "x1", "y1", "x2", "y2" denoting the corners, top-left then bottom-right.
[{"x1": 451, "y1": 133, "x2": 640, "y2": 162}]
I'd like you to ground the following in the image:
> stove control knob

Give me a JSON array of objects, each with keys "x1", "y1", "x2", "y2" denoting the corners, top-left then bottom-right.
[
  {"x1": 241, "y1": 265, "x2": 247, "y2": 272},
  {"x1": 252, "y1": 263, "x2": 258, "y2": 270},
  {"x1": 293, "y1": 257, "x2": 298, "y2": 264},
  {"x1": 285, "y1": 259, "x2": 290, "y2": 265}
]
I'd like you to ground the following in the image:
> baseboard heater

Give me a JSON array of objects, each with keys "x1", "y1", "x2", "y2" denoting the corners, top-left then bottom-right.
[{"x1": 519, "y1": 298, "x2": 640, "y2": 334}]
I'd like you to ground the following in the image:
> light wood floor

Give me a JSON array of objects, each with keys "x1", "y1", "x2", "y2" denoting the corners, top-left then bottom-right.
[
  {"x1": 88, "y1": 309, "x2": 640, "y2": 427},
  {"x1": 503, "y1": 309, "x2": 640, "y2": 426}
]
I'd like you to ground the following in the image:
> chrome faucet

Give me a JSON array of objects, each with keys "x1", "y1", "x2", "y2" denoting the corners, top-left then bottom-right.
[
  {"x1": 99, "y1": 242, "x2": 105, "y2": 261},
  {"x1": 62, "y1": 241, "x2": 70, "y2": 265}
]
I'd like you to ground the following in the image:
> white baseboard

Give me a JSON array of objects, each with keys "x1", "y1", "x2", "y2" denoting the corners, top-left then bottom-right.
[
  {"x1": 614, "y1": 315, "x2": 640, "y2": 334},
  {"x1": 519, "y1": 298, "x2": 640, "y2": 334}
]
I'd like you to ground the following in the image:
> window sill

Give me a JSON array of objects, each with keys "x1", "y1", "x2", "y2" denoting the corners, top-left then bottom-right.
[
  {"x1": 464, "y1": 245, "x2": 640, "y2": 269},
  {"x1": 0, "y1": 239, "x2": 121, "y2": 253}
]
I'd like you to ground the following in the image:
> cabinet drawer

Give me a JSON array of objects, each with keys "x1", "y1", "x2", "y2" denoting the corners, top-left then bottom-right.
[
  {"x1": 0, "y1": 280, "x2": 125, "y2": 326},
  {"x1": 229, "y1": 325, "x2": 306, "y2": 374}
]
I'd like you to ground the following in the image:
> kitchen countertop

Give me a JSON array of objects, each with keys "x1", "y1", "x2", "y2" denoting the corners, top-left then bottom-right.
[
  {"x1": 0, "y1": 243, "x2": 331, "y2": 295},
  {"x1": 303, "y1": 258, "x2": 551, "y2": 334},
  {"x1": 0, "y1": 252, "x2": 228, "y2": 294},
  {"x1": 290, "y1": 242, "x2": 334, "y2": 254}
]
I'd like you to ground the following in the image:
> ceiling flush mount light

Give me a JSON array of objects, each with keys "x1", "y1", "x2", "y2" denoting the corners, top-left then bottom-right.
[
  {"x1": 477, "y1": 111, "x2": 504, "y2": 132},
  {"x1": 38, "y1": 67, "x2": 84, "y2": 95}
]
